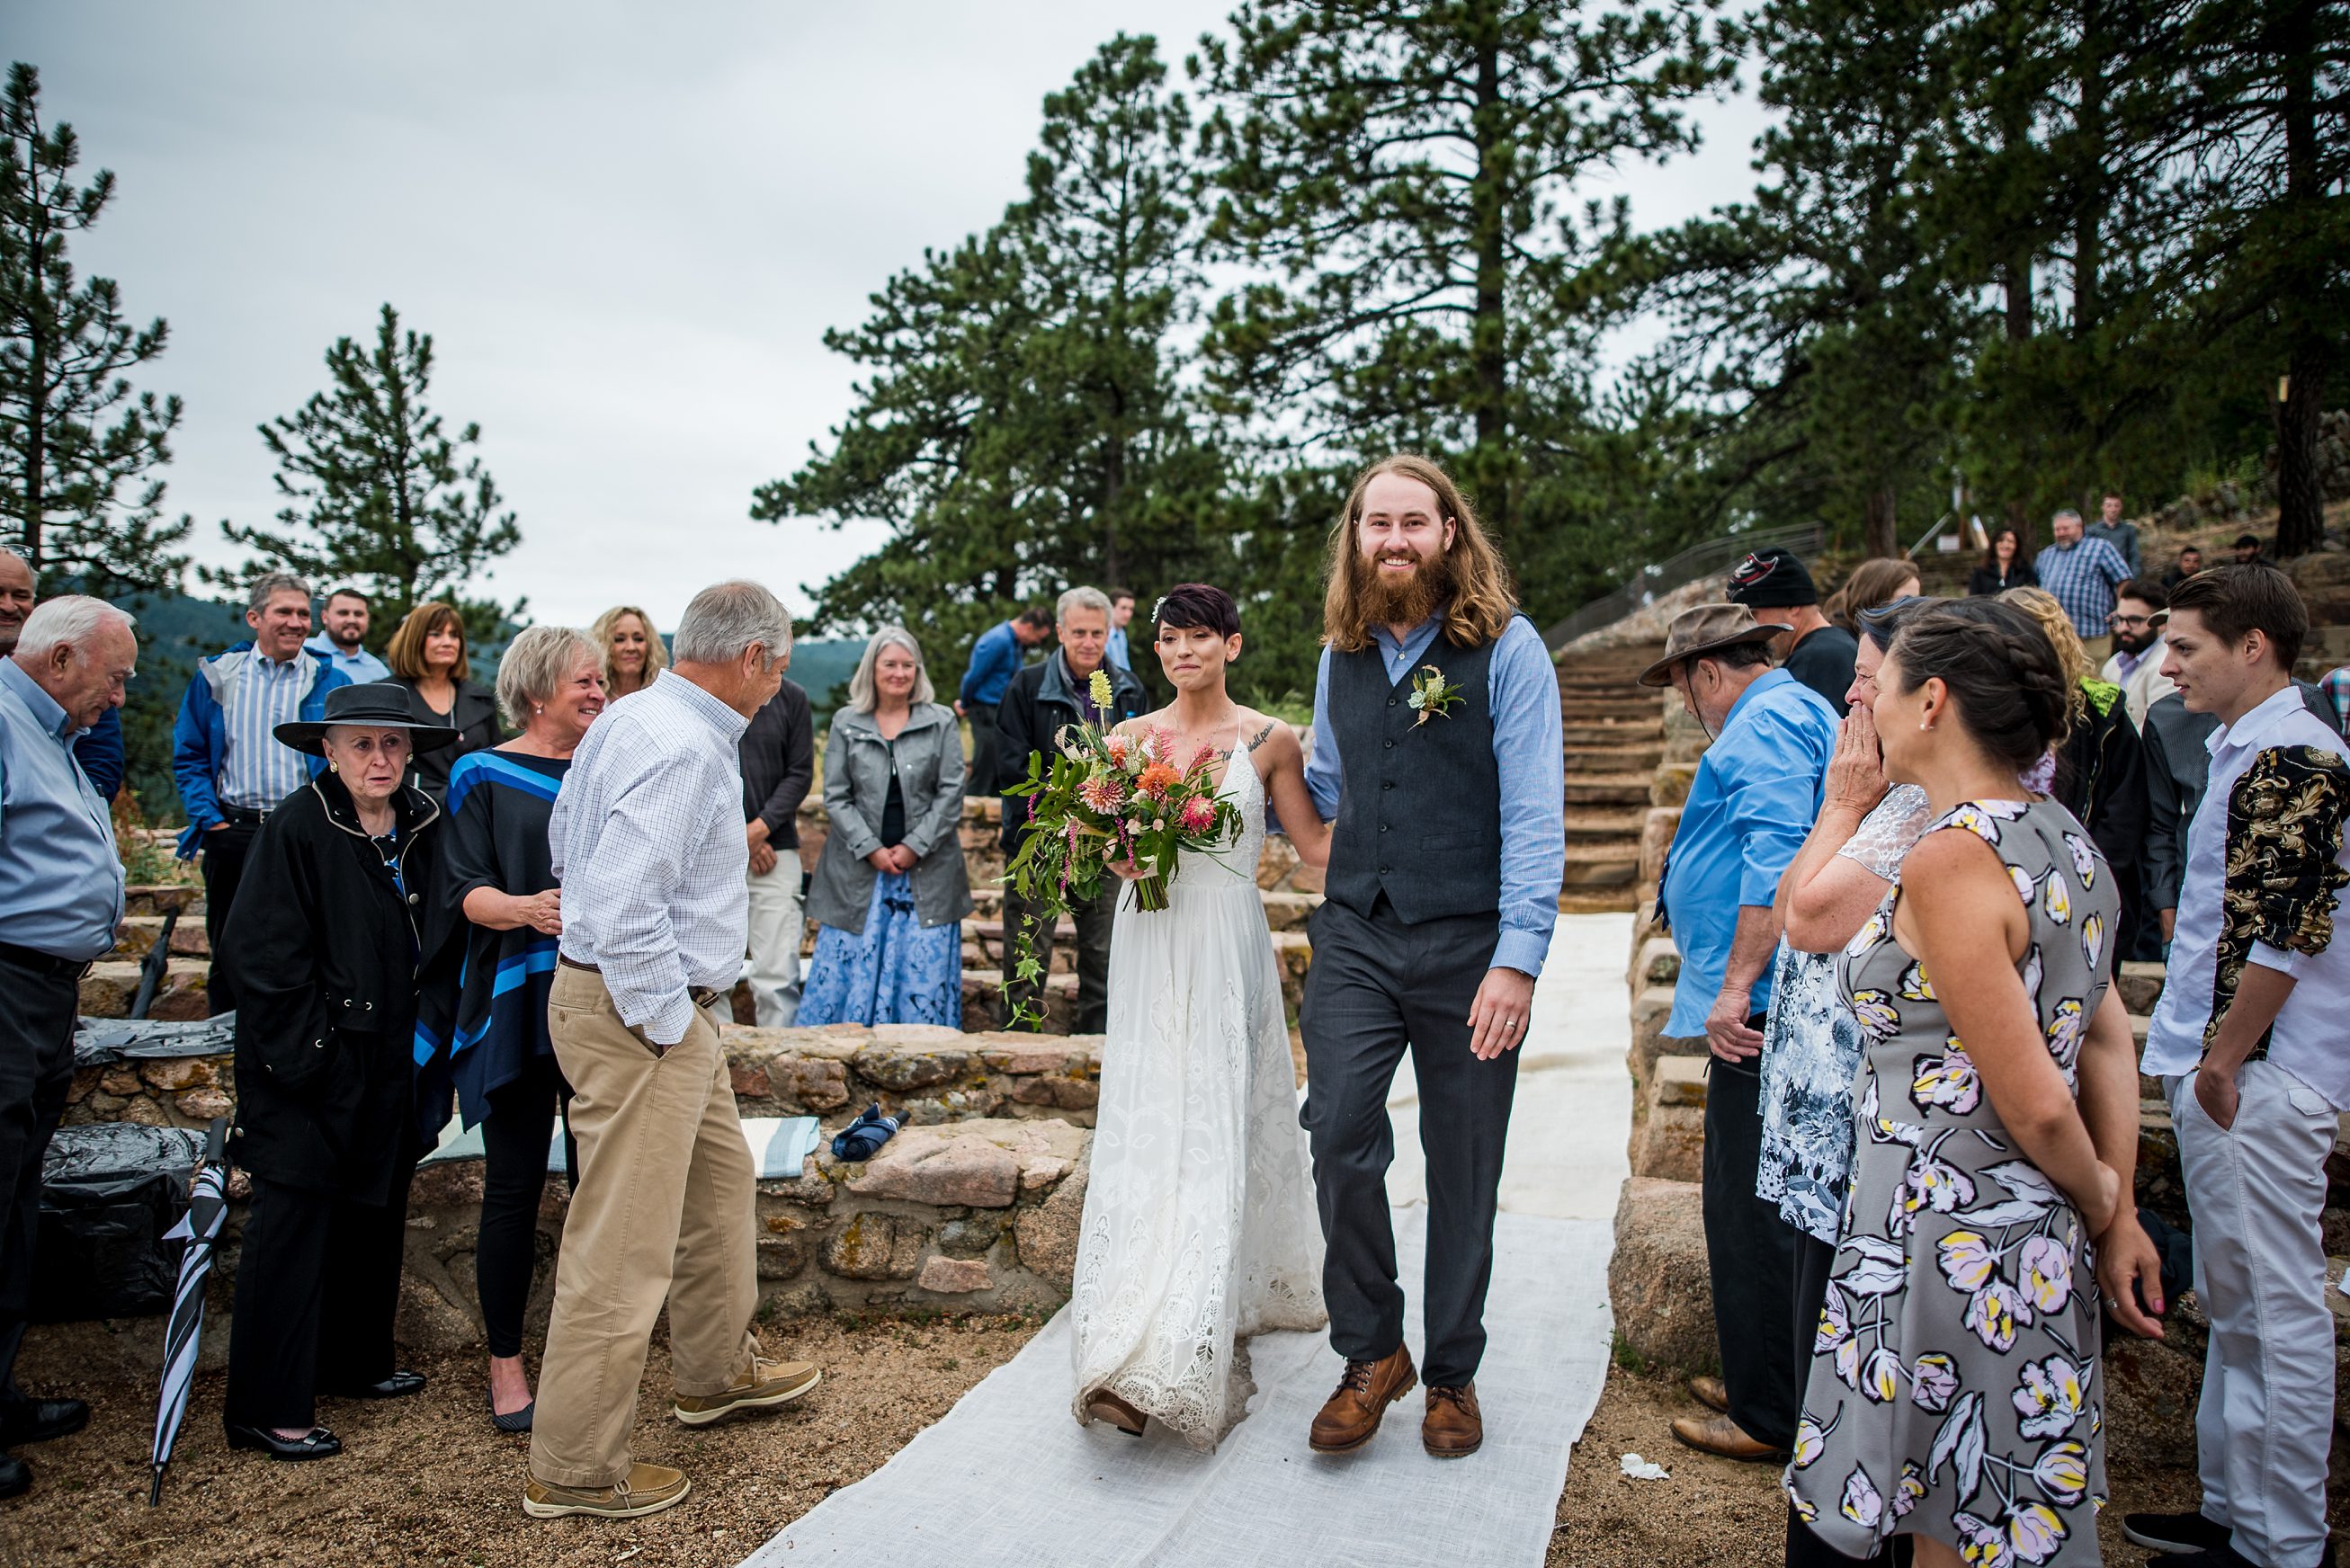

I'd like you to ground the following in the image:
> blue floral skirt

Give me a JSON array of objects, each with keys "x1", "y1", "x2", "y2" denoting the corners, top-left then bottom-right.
[{"x1": 797, "y1": 870, "x2": 962, "y2": 1029}]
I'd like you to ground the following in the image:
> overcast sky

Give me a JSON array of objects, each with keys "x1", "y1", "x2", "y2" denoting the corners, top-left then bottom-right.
[{"x1": 16, "y1": 2, "x2": 1771, "y2": 632}]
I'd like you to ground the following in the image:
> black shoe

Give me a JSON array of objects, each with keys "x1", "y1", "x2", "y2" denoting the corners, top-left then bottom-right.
[
  {"x1": 0, "y1": 1452, "x2": 26, "y2": 1500},
  {"x1": 0, "y1": 1398, "x2": 87, "y2": 1448},
  {"x1": 2122, "y1": 1510, "x2": 2231, "y2": 1556},
  {"x1": 487, "y1": 1389, "x2": 533, "y2": 1434},
  {"x1": 324, "y1": 1370, "x2": 425, "y2": 1400},
  {"x1": 222, "y1": 1422, "x2": 342, "y2": 1461}
]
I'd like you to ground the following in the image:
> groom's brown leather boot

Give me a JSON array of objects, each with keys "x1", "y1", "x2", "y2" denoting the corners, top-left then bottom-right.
[
  {"x1": 1309, "y1": 1346, "x2": 1416, "y2": 1454},
  {"x1": 1423, "y1": 1382, "x2": 1481, "y2": 1457}
]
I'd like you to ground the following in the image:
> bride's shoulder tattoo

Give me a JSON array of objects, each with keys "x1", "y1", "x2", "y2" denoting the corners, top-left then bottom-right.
[{"x1": 1246, "y1": 719, "x2": 1275, "y2": 751}]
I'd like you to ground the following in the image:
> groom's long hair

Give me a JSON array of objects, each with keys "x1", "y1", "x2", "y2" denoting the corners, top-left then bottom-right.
[{"x1": 1322, "y1": 454, "x2": 1517, "y2": 654}]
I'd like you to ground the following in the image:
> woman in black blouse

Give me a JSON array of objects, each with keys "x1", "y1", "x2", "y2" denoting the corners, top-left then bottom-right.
[
  {"x1": 383, "y1": 601, "x2": 504, "y2": 803},
  {"x1": 1967, "y1": 527, "x2": 2039, "y2": 596},
  {"x1": 416, "y1": 626, "x2": 605, "y2": 1434}
]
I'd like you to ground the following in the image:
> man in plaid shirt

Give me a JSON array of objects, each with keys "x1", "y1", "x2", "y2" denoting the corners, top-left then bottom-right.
[{"x1": 2033, "y1": 507, "x2": 2132, "y2": 664}]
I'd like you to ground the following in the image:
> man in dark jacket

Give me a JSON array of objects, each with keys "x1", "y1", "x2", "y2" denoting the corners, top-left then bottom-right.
[
  {"x1": 741, "y1": 668, "x2": 815, "y2": 1026},
  {"x1": 1726, "y1": 546, "x2": 1856, "y2": 708},
  {"x1": 996, "y1": 586, "x2": 1149, "y2": 1032}
]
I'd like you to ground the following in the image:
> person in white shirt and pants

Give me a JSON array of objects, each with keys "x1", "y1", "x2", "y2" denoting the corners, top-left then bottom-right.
[{"x1": 2128, "y1": 566, "x2": 2347, "y2": 1568}]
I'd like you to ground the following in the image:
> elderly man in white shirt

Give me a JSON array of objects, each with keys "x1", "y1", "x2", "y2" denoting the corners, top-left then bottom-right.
[
  {"x1": 2124, "y1": 566, "x2": 2348, "y2": 1568},
  {"x1": 524, "y1": 582, "x2": 822, "y2": 1523}
]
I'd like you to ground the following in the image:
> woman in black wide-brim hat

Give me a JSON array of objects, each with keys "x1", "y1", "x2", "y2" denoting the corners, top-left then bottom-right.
[{"x1": 218, "y1": 684, "x2": 460, "y2": 1461}]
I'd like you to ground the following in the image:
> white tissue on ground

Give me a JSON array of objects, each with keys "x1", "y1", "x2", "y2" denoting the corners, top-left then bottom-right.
[{"x1": 1618, "y1": 1453, "x2": 1670, "y2": 1481}]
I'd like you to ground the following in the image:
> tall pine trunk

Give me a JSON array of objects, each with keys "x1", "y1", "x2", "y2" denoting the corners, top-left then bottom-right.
[
  {"x1": 1468, "y1": 0, "x2": 1512, "y2": 531},
  {"x1": 1864, "y1": 484, "x2": 1900, "y2": 559},
  {"x1": 2272, "y1": 0, "x2": 2327, "y2": 559}
]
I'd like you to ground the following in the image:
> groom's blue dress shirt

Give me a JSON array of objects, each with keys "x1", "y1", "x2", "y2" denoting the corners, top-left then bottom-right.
[
  {"x1": 1304, "y1": 614, "x2": 1566, "y2": 977},
  {"x1": 1660, "y1": 668, "x2": 1838, "y2": 1038}
]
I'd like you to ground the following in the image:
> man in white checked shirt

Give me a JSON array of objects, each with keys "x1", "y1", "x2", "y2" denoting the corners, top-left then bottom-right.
[{"x1": 525, "y1": 582, "x2": 824, "y2": 1523}]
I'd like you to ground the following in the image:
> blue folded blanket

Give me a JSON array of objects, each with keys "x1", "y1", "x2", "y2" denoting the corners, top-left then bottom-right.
[{"x1": 831, "y1": 1102, "x2": 901, "y2": 1163}]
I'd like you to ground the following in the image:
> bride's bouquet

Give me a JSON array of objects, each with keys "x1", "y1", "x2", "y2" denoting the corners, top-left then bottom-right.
[{"x1": 1000, "y1": 671, "x2": 1242, "y2": 1022}]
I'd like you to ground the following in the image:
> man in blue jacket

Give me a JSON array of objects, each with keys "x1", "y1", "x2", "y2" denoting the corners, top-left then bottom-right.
[
  {"x1": 172, "y1": 572, "x2": 348, "y2": 1011},
  {"x1": 955, "y1": 605, "x2": 1052, "y2": 797},
  {"x1": 1643, "y1": 602, "x2": 1838, "y2": 1465},
  {"x1": 0, "y1": 550, "x2": 122, "y2": 800}
]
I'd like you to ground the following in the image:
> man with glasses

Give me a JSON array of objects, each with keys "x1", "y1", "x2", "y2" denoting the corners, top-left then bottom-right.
[{"x1": 2101, "y1": 581, "x2": 2179, "y2": 732}]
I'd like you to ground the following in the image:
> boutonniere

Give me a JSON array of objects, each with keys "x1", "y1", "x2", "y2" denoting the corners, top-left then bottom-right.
[{"x1": 1406, "y1": 664, "x2": 1463, "y2": 726}]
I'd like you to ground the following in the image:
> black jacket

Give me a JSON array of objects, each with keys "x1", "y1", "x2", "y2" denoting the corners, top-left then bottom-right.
[
  {"x1": 2052, "y1": 681, "x2": 2147, "y2": 886},
  {"x1": 1966, "y1": 562, "x2": 2039, "y2": 596},
  {"x1": 221, "y1": 773, "x2": 453, "y2": 1203},
  {"x1": 388, "y1": 676, "x2": 505, "y2": 805},
  {"x1": 995, "y1": 653, "x2": 1151, "y2": 849},
  {"x1": 740, "y1": 678, "x2": 815, "y2": 847}
]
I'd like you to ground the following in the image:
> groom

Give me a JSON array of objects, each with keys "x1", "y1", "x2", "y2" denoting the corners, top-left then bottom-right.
[{"x1": 1299, "y1": 455, "x2": 1567, "y2": 1459}]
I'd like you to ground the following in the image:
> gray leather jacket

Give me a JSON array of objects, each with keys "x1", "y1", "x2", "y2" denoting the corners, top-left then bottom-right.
[{"x1": 805, "y1": 702, "x2": 973, "y2": 934}]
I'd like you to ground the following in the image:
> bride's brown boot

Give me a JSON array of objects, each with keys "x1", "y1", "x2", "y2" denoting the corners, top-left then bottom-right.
[
  {"x1": 1309, "y1": 1346, "x2": 1416, "y2": 1454},
  {"x1": 1084, "y1": 1387, "x2": 1148, "y2": 1436}
]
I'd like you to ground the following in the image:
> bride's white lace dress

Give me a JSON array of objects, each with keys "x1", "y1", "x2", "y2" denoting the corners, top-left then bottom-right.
[{"x1": 1068, "y1": 726, "x2": 1328, "y2": 1448}]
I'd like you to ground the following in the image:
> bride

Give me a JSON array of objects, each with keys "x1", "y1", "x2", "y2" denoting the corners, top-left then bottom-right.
[{"x1": 1068, "y1": 584, "x2": 1331, "y2": 1448}]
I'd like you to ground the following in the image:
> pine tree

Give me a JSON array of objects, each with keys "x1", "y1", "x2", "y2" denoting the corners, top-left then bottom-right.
[
  {"x1": 1192, "y1": 0, "x2": 1740, "y2": 533},
  {"x1": 0, "y1": 62, "x2": 191, "y2": 592},
  {"x1": 754, "y1": 35, "x2": 1226, "y2": 673},
  {"x1": 218, "y1": 303, "x2": 521, "y2": 628}
]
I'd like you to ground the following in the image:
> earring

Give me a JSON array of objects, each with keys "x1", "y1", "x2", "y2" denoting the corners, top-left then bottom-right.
[
  {"x1": 1918, "y1": 720, "x2": 1932, "y2": 732},
  {"x1": 534, "y1": 705, "x2": 543, "y2": 715},
  {"x1": 328, "y1": 760, "x2": 339, "y2": 772}
]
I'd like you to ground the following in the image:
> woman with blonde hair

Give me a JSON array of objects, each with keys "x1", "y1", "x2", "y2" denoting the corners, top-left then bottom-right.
[
  {"x1": 588, "y1": 604, "x2": 666, "y2": 699},
  {"x1": 384, "y1": 601, "x2": 504, "y2": 805},
  {"x1": 2002, "y1": 585, "x2": 2148, "y2": 939},
  {"x1": 798, "y1": 627, "x2": 972, "y2": 1026}
]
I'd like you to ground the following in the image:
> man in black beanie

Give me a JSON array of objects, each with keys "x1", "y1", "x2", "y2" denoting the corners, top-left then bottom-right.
[{"x1": 1726, "y1": 548, "x2": 1856, "y2": 709}]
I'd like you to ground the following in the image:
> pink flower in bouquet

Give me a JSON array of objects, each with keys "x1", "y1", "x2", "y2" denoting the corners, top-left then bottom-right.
[
  {"x1": 1180, "y1": 794, "x2": 1217, "y2": 833},
  {"x1": 1105, "y1": 733, "x2": 1131, "y2": 769},
  {"x1": 1078, "y1": 773, "x2": 1129, "y2": 813}
]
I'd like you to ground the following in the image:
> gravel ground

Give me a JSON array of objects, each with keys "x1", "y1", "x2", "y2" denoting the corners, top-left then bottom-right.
[
  {"x1": 1550, "y1": 1359, "x2": 2346, "y2": 1567},
  {"x1": 8, "y1": 1316, "x2": 2338, "y2": 1566},
  {"x1": 0, "y1": 1313, "x2": 1041, "y2": 1568}
]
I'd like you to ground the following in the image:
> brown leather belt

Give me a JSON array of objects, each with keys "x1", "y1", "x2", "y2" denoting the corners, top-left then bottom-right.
[{"x1": 558, "y1": 954, "x2": 724, "y2": 1011}]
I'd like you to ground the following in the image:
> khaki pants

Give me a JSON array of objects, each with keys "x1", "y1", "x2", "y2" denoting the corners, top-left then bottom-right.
[
  {"x1": 745, "y1": 858, "x2": 804, "y2": 1028},
  {"x1": 529, "y1": 966, "x2": 759, "y2": 1488}
]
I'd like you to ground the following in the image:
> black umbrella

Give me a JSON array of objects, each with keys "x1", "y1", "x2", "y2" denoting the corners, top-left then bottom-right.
[{"x1": 148, "y1": 1118, "x2": 229, "y2": 1505}]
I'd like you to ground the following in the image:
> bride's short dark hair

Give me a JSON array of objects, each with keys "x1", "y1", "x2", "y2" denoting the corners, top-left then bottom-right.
[{"x1": 1152, "y1": 584, "x2": 1240, "y2": 639}]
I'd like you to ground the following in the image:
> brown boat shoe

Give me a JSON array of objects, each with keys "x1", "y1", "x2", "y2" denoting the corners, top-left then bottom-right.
[
  {"x1": 1668, "y1": 1412, "x2": 1785, "y2": 1462},
  {"x1": 673, "y1": 1356, "x2": 822, "y2": 1427},
  {"x1": 1309, "y1": 1345, "x2": 1416, "y2": 1454},
  {"x1": 1423, "y1": 1382, "x2": 1482, "y2": 1458},
  {"x1": 523, "y1": 1462, "x2": 690, "y2": 1520}
]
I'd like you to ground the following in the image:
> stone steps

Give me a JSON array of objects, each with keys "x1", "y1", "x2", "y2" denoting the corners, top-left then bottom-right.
[
  {"x1": 1550, "y1": 643, "x2": 1666, "y2": 916},
  {"x1": 1563, "y1": 744, "x2": 1664, "y2": 776},
  {"x1": 1560, "y1": 771, "x2": 1656, "y2": 807},
  {"x1": 1564, "y1": 807, "x2": 1650, "y2": 842}
]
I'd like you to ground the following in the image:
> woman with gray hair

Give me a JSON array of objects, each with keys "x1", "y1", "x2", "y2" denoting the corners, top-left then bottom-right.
[
  {"x1": 799, "y1": 627, "x2": 972, "y2": 1026},
  {"x1": 415, "y1": 625, "x2": 605, "y2": 1432}
]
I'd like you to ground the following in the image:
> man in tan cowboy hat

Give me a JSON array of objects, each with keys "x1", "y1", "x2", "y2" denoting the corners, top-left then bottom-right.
[{"x1": 1642, "y1": 603, "x2": 1842, "y2": 1463}]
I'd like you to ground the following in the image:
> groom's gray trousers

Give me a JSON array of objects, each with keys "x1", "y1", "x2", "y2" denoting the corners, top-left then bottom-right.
[{"x1": 1300, "y1": 892, "x2": 1518, "y2": 1388}]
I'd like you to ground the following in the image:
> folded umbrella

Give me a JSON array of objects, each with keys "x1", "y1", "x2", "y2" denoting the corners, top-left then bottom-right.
[
  {"x1": 830, "y1": 1103, "x2": 900, "y2": 1163},
  {"x1": 149, "y1": 1118, "x2": 229, "y2": 1506}
]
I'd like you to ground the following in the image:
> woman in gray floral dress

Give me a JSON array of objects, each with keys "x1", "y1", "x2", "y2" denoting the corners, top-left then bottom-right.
[{"x1": 1789, "y1": 602, "x2": 2143, "y2": 1568}]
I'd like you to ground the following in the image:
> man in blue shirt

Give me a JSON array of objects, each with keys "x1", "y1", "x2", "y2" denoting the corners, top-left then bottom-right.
[
  {"x1": 2033, "y1": 508, "x2": 2131, "y2": 665},
  {"x1": 954, "y1": 605, "x2": 1051, "y2": 797},
  {"x1": 0, "y1": 550, "x2": 121, "y2": 800},
  {"x1": 303, "y1": 585, "x2": 391, "y2": 683},
  {"x1": 1104, "y1": 587, "x2": 1137, "y2": 671},
  {"x1": 0, "y1": 595, "x2": 138, "y2": 1498},
  {"x1": 1642, "y1": 602, "x2": 1837, "y2": 1464}
]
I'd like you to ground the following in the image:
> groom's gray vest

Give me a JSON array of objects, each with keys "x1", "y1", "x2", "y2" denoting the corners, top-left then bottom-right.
[{"x1": 1323, "y1": 629, "x2": 1501, "y2": 925}]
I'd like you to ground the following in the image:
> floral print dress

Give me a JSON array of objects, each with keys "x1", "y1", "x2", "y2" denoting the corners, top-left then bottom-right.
[{"x1": 1788, "y1": 797, "x2": 2116, "y2": 1564}]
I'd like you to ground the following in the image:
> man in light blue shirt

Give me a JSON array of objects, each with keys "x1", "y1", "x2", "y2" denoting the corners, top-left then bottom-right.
[
  {"x1": 303, "y1": 585, "x2": 390, "y2": 683},
  {"x1": 1292, "y1": 456, "x2": 1566, "y2": 1461},
  {"x1": 0, "y1": 595, "x2": 138, "y2": 1498},
  {"x1": 1104, "y1": 587, "x2": 1137, "y2": 671},
  {"x1": 1642, "y1": 601, "x2": 1837, "y2": 1464}
]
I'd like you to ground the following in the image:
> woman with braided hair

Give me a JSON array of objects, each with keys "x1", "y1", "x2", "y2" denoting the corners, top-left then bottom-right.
[{"x1": 1786, "y1": 600, "x2": 2159, "y2": 1567}]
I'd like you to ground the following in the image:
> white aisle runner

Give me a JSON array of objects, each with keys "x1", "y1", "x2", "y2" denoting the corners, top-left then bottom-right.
[{"x1": 743, "y1": 914, "x2": 1632, "y2": 1568}]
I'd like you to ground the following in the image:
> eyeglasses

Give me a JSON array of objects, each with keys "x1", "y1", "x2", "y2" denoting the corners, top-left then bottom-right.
[{"x1": 2107, "y1": 613, "x2": 2158, "y2": 629}]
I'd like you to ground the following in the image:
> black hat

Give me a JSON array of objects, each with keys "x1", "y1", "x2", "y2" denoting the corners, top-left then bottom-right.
[
  {"x1": 1725, "y1": 547, "x2": 1819, "y2": 609},
  {"x1": 273, "y1": 683, "x2": 460, "y2": 757}
]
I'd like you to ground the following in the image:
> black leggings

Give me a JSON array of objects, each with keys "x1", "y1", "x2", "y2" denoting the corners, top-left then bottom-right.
[{"x1": 476, "y1": 1056, "x2": 575, "y2": 1359}]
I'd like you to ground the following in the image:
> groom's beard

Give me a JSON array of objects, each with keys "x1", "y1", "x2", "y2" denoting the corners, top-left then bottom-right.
[{"x1": 1351, "y1": 545, "x2": 1454, "y2": 628}]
